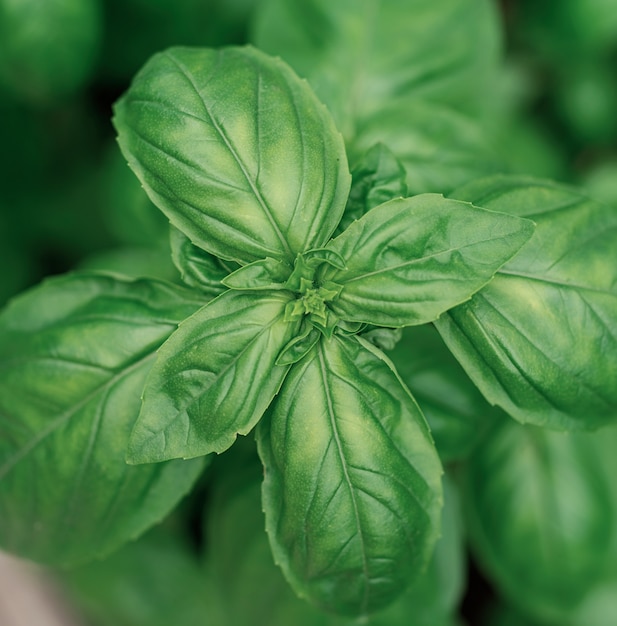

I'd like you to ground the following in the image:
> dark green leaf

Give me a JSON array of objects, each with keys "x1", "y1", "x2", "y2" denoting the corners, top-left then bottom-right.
[
  {"x1": 336, "y1": 143, "x2": 407, "y2": 235},
  {"x1": 169, "y1": 225, "x2": 236, "y2": 295},
  {"x1": 257, "y1": 334, "x2": 443, "y2": 616},
  {"x1": 129, "y1": 289, "x2": 300, "y2": 463},
  {"x1": 464, "y1": 418, "x2": 617, "y2": 623},
  {"x1": 0, "y1": 273, "x2": 206, "y2": 566},
  {"x1": 0, "y1": 0, "x2": 101, "y2": 103},
  {"x1": 65, "y1": 524, "x2": 214, "y2": 626},
  {"x1": 439, "y1": 176, "x2": 617, "y2": 429},
  {"x1": 388, "y1": 324, "x2": 497, "y2": 462},
  {"x1": 323, "y1": 195, "x2": 535, "y2": 328},
  {"x1": 113, "y1": 46, "x2": 350, "y2": 265}
]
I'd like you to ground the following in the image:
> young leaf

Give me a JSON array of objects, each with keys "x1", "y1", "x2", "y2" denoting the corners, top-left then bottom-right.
[
  {"x1": 463, "y1": 419, "x2": 617, "y2": 623},
  {"x1": 257, "y1": 334, "x2": 443, "y2": 617},
  {"x1": 113, "y1": 45, "x2": 351, "y2": 265},
  {"x1": 336, "y1": 143, "x2": 407, "y2": 235},
  {"x1": 169, "y1": 225, "x2": 236, "y2": 295},
  {"x1": 439, "y1": 175, "x2": 617, "y2": 429},
  {"x1": 323, "y1": 194, "x2": 535, "y2": 328},
  {"x1": 0, "y1": 274, "x2": 207, "y2": 566},
  {"x1": 388, "y1": 324, "x2": 497, "y2": 462},
  {"x1": 129, "y1": 289, "x2": 300, "y2": 463}
]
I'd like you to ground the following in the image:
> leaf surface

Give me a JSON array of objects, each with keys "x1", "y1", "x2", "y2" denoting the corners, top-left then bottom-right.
[
  {"x1": 113, "y1": 46, "x2": 350, "y2": 265},
  {"x1": 0, "y1": 273, "x2": 206, "y2": 566},
  {"x1": 129, "y1": 289, "x2": 299, "y2": 462},
  {"x1": 439, "y1": 175, "x2": 617, "y2": 429},
  {"x1": 258, "y1": 334, "x2": 443, "y2": 616},
  {"x1": 323, "y1": 195, "x2": 535, "y2": 328}
]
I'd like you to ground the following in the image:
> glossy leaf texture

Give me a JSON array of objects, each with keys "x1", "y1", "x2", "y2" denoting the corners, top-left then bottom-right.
[
  {"x1": 113, "y1": 45, "x2": 351, "y2": 265},
  {"x1": 169, "y1": 225, "x2": 237, "y2": 295},
  {"x1": 438, "y1": 175, "x2": 617, "y2": 429},
  {"x1": 205, "y1": 451, "x2": 462, "y2": 626},
  {"x1": 322, "y1": 194, "x2": 535, "y2": 328},
  {"x1": 388, "y1": 324, "x2": 498, "y2": 462},
  {"x1": 0, "y1": 273, "x2": 207, "y2": 566},
  {"x1": 252, "y1": 0, "x2": 501, "y2": 134},
  {"x1": 129, "y1": 289, "x2": 300, "y2": 463},
  {"x1": 257, "y1": 334, "x2": 443, "y2": 617},
  {"x1": 463, "y1": 418, "x2": 617, "y2": 624}
]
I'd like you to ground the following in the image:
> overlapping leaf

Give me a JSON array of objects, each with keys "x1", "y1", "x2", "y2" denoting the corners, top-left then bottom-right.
[
  {"x1": 322, "y1": 194, "x2": 535, "y2": 328},
  {"x1": 113, "y1": 46, "x2": 351, "y2": 265},
  {"x1": 464, "y1": 419, "x2": 617, "y2": 623},
  {"x1": 129, "y1": 289, "x2": 300, "y2": 463},
  {"x1": 0, "y1": 274, "x2": 207, "y2": 566},
  {"x1": 258, "y1": 334, "x2": 442, "y2": 616},
  {"x1": 253, "y1": 0, "x2": 501, "y2": 132},
  {"x1": 439, "y1": 175, "x2": 617, "y2": 429}
]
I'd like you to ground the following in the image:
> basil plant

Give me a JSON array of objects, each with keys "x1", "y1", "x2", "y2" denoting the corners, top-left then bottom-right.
[{"x1": 0, "y1": 45, "x2": 539, "y2": 617}]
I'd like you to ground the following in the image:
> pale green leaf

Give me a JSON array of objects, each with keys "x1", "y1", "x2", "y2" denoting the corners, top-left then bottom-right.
[
  {"x1": 113, "y1": 46, "x2": 350, "y2": 265},
  {"x1": 258, "y1": 334, "x2": 443, "y2": 616}
]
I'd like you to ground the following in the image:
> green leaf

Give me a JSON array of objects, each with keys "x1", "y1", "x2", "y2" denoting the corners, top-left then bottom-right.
[
  {"x1": 351, "y1": 100, "x2": 503, "y2": 196},
  {"x1": 388, "y1": 324, "x2": 497, "y2": 462},
  {"x1": 129, "y1": 289, "x2": 300, "y2": 463},
  {"x1": 257, "y1": 334, "x2": 443, "y2": 617},
  {"x1": 463, "y1": 419, "x2": 617, "y2": 624},
  {"x1": 323, "y1": 194, "x2": 535, "y2": 328},
  {"x1": 169, "y1": 225, "x2": 237, "y2": 295},
  {"x1": 222, "y1": 257, "x2": 292, "y2": 290},
  {"x1": 0, "y1": 273, "x2": 206, "y2": 566},
  {"x1": 253, "y1": 0, "x2": 501, "y2": 135},
  {"x1": 65, "y1": 524, "x2": 214, "y2": 626},
  {"x1": 438, "y1": 175, "x2": 617, "y2": 429},
  {"x1": 113, "y1": 45, "x2": 351, "y2": 265},
  {"x1": 0, "y1": 0, "x2": 101, "y2": 103},
  {"x1": 336, "y1": 143, "x2": 407, "y2": 235}
]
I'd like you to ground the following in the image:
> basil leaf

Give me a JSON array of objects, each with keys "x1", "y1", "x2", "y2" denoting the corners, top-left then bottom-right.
[
  {"x1": 336, "y1": 143, "x2": 407, "y2": 235},
  {"x1": 323, "y1": 195, "x2": 535, "y2": 328},
  {"x1": 169, "y1": 225, "x2": 236, "y2": 295},
  {"x1": 0, "y1": 0, "x2": 101, "y2": 103},
  {"x1": 439, "y1": 175, "x2": 617, "y2": 429},
  {"x1": 65, "y1": 525, "x2": 214, "y2": 626},
  {"x1": 222, "y1": 257, "x2": 292, "y2": 290},
  {"x1": 0, "y1": 273, "x2": 206, "y2": 566},
  {"x1": 129, "y1": 289, "x2": 300, "y2": 463},
  {"x1": 464, "y1": 419, "x2": 617, "y2": 623},
  {"x1": 388, "y1": 324, "x2": 497, "y2": 462},
  {"x1": 368, "y1": 475, "x2": 464, "y2": 626},
  {"x1": 257, "y1": 334, "x2": 443, "y2": 616},
  {"x1": 113, "y1": 46, "x2": 351, "y2": 265},
  {"x1": 352, "y1": 100, "x2": 502, "y2": 196},
  {"x1": 253, "y1": 0, "x2": 501, "y2": 132}
]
